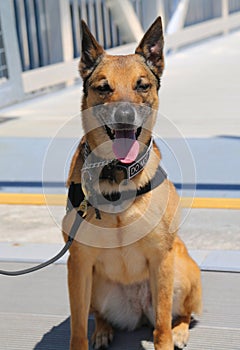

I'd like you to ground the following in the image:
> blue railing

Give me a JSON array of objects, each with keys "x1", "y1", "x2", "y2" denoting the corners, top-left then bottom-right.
[
  {"x1": 13, "y1": 0, "x2": 182, "y2": 71},
  {"x1": 163, "y1": 0, "x2": 181, "y2": 26},
  {"x1": 69, "y1": 0, "x2": 123, "y2": 58},
  {"x1": 9, "y1": 0, "x2": 240, "y2": 73},
  {"x1": 229, "y1": 0, "x2": 240, "y2": 13},
  {"x1": 185, "y1": 0, "x2": 240, "y2": 27},
  {"x1": 13, "y1": 0, "x2": 53, "y2": 71},
  {"x1": 185, "y1": 0, "x2": 222, "y2": 27},
  {"x1": 0, "y1": 16, "x2": 8, "y2": 79},
  {"x1": 13, "y1": 0, "x2": 133, "y2": 70}
]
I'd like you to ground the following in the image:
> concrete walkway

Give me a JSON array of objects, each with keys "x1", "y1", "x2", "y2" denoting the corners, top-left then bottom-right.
[{"x1": 0, "y1": 264, "x2": 239, "y2": 350}]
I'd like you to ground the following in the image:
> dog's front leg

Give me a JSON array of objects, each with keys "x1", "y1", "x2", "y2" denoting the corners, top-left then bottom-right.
[
  {"x1": 68, "y1": 252, "x2": 93, "y2": 350},
  {"x1": 149, "y1": 249, "x2": 174, "y2": 350}
]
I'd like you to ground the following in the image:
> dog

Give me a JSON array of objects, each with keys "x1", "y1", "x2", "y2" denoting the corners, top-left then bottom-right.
[{"x1": 62, "y1": 17, "x2": 202, "y2": 350}]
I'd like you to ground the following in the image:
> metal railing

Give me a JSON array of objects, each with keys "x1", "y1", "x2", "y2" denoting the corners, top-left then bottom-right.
[
  {"x1": 13, "y1": 0, "x2": 55, "y2": 71},
  {"x1": 166, "y1": 0, "x2": 240, "y2": 50},
  {"x1": 0, "y1": 16, "x2": 8, "y2": 80},
  {"x1": 70, "y1": 0, "x2": 123, "y2": 57},
  {"x1": 229, "y1": 0, "x2": 240, "y2": 13},
  {"x1": 185, "y1": 0, "x2": 222, "y2": 27},
  {"x1": 0, "y1": 0, "x2": 240, "y2": 108},
  {"x1": 184, "y1": 0, "x2": 240, "y2": 26},
  {"x1": 12, "y1": 0, "x2": 146, "y2": 70}
]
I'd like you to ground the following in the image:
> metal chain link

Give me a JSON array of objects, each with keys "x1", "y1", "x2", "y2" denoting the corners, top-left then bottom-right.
[{"x1": 82, "y1": 141, "x2": 115, "y2": 171}]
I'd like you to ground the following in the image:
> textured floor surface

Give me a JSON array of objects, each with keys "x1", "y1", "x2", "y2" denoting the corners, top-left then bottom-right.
[{"x1": 0, "y1": 263, "x2": 239, "y2": 350}]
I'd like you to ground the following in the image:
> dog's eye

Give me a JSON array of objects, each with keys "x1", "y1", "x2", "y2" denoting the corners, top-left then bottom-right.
[
  {"x1": 136, "y1": 81, "x2": 151, "y2": 92},
  {"x1": 96, "y1": 84, "x2": 112, "y2": 94}
]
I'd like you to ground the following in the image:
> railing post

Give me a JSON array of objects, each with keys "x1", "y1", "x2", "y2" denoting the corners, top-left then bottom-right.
[
  {"x1": 141, "y1": 0, "x2": 166, "y2": 32},
  {"x1": 106, "y1": 0, "x2": 144, "y2": 43},
  {"x1": 59, "y1": 0, "x2": 74, "y2": 62},
  {"x1": 166, "y1": 0, "x2": 189, "y2": 34},
  {"x1": 157, "y1": 0, "x2": 166, "y2": 32},
  {"x1": 0, "y1": 0, "x2": 24, "y2": 107},
  {"x1": 222, "y1": 0, "x2": 229, "y2": 35},
  {"x1": 165, "y1": 0, "x2": 189, "y2": 52},
  {"x1": 44, "y1": 0, "x2": 73, "y2": 85},
  {"x1": 44, "y1": 0, "x2": 73, "y2": 64}
]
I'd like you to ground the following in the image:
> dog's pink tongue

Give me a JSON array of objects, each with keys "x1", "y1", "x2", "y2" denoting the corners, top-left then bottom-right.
[{"x1": 112, "y1": 130, "x2": 139, "y2": 164}]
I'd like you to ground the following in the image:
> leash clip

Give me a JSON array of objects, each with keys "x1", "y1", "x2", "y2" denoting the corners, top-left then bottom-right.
[
  {"x1": 81, "y1": 169, "x2": 92, "y2": 198},
  {"x1": 79, "y1": 197, "x2": 88, "y2": 218}
]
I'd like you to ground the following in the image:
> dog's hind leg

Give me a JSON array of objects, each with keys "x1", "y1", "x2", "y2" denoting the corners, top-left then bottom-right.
[{"x1": 91, "y1": 311, "x2": 114, "y2": 349}]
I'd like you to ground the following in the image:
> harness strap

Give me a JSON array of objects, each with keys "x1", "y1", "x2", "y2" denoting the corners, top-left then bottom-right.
[
  {"x1": 89, "y1": 164, "x2": 167, "y2": 205},
  {"x1": 67, "y1": 183, "x2": 85, "y2": 210}
]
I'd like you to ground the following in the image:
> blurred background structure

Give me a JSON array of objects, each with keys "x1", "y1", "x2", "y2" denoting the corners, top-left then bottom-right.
[{"x1": 1, "y1": 0, "x2": 240, "y2": 107}]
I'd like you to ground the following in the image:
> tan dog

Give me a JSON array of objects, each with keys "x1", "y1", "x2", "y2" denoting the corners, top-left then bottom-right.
[{"x1": 62, "y1": 17, "x2": 202, "y2": 350}]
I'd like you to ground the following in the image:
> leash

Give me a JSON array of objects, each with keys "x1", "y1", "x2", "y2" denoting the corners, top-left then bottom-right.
[
  {"x1": 0, "y1": 237, "x2": 73, "y2": 276},
  {"x1": 0, "y1": 209, "x2": 84, "y2": 276},
  {"x1": 0, "y1": 179, "x2": 87, "y2": 276}
]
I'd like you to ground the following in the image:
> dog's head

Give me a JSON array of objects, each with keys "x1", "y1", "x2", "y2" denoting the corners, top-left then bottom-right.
[{"x1": 79, "y1": 17, "x2": 164, "y2": 164}]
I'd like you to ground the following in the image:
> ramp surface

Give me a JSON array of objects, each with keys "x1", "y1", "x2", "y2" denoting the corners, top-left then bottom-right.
[{"x1": 0, "y1": 263, "x2": 239, "y2": 350}]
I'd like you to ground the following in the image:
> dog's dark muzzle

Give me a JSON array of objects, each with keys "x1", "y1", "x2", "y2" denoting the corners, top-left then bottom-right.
[{"x1": 113, "y1": 103, "x2": 136, "y2": 130}]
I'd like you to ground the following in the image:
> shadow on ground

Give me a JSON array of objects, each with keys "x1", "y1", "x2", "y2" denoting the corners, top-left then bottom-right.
[
  {"x1": 34, "y1": 317, "x2": 70, "y2": 350},
  {"x1": 34, "y1": 317, "x2": 153, "y2": 350}
]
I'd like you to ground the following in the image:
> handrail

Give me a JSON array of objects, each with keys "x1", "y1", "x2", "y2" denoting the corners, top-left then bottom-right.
[
  {"x1": 165, "y1": 0, "x2": 240, "y2": 51},
  {"x1": 166, "y1": 11, "x2": 240, "y2": 51}
]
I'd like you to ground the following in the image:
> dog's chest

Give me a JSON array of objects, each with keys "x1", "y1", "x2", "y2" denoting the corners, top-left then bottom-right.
[{"x1": 95, "y1": 247, "x2": 148, "y2": 284}]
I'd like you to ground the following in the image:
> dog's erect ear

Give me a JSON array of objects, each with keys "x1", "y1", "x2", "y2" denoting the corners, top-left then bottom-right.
[
  {"x1": 79, "y1": 20, "x2": 105, "y2": 80},
  {"x1": 135, "y1": 17, "x2": 164, "y2": 77}
]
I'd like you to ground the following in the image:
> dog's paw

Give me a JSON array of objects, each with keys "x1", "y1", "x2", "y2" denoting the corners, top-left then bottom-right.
[
  {"x1": 141, "y1": 340, "x2": 154, "y2": 349},
  {"x1": 91, "y1": 324, "x2": 114, "y2": 349},
  {"x1": 172, "y1": 323, "x2": 189, "y2": 349}
]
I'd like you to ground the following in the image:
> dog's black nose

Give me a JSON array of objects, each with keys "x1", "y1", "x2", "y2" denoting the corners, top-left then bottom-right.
[{"x1": 114, "y1": 104, "x2": 135, "y2": 126}]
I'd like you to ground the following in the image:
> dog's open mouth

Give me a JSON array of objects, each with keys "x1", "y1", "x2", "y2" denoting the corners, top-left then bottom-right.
[
  {"x1": 105, "y1": 125, "x2": 141, "y2": 164},
  {"x1": 113, "y1": 129, "x2": 140, "y2": 164}
]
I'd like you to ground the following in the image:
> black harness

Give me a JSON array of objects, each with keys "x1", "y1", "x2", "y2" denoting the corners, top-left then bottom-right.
[
  {"x1": 0, "y1": 149, "x2": 167, "y2": 276},
  {"x1": 67, "y1": 164, "x2": 167, "y2": 211}
]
